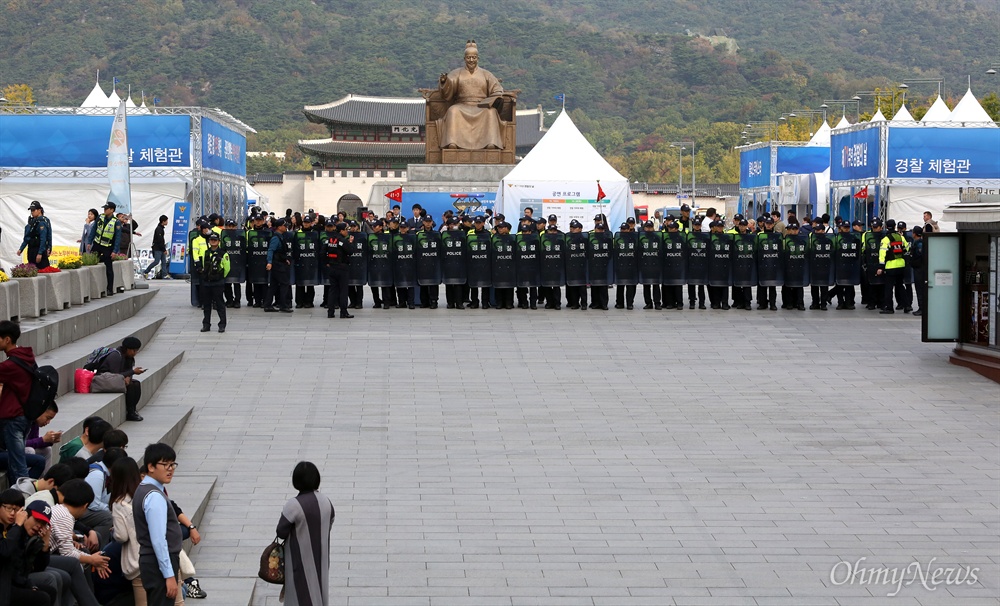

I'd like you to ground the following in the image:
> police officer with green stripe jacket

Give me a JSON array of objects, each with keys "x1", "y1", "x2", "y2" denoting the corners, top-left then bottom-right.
[{"x1": 877, "y1": 218, "x2": 911, "y2": 314}]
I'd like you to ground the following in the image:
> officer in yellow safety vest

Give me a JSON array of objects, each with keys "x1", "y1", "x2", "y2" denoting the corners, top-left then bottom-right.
[
  {"x1": 92, "y1": 201, "x2": 121, "y2": 297},
  {"x1": 194, "y1": 232, "x2": 231, "y2": 333},
  {"x1": 876, "y1": 218, "x2": 911, "y2": 314}
]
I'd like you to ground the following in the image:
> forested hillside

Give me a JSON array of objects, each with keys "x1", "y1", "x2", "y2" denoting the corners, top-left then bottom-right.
[{"x1": 2, "y1": 0, "x2": 997, "y2": 181}]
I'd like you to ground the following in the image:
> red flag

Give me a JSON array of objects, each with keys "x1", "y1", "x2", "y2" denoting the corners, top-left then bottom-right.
[
  {"x1": 596, "y1": 182, "x2": 606, "y2": 202},
  {"x1": 385, "y1": 187, "x2": 403, "y2": 203},
  {"x1": 853, "y1": 186, "x2": 869, "y2": 199}
]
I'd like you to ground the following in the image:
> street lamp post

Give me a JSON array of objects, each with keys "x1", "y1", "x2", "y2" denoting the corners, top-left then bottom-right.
[
  {"x1": 822, "y1": 99, "x2": 861, "y2": 123},
  {"x1": 670, "y1": 141, "x2": 695, "y2": 203},
  {"x1": 669, "y1": 144, "x2": 684, "y2": 194}
]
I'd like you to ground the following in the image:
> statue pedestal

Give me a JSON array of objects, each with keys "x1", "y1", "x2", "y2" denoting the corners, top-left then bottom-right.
[
  {"x1": 407, "y1": 164, "x2": 515, "y2": 184},
  {"x1": 399, "y1": 163, "x2": 516, "y2": 214}
]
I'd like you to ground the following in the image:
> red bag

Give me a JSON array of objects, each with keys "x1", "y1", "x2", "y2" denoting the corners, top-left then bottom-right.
[{"x1": 74, "y1": 368, "x2": 94, "y2": 393}]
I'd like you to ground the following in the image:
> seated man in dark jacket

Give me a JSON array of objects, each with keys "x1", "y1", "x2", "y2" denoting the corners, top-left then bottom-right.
[
  {"x1": 0, "y1": 494, "x2": 57, "y2": 606},
  {"x1": 95, "y1": 337, "x2": 146, "y2": 422}
]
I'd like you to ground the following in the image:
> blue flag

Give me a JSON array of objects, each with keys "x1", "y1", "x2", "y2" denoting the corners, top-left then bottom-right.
[{"x1": 554, "y1": 94, "x2": 565, "y2": 102}]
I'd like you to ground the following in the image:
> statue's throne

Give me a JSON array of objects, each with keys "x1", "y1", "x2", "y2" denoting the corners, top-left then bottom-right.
[{"x1": 418, "y1": 88, "x2": 520, "y2": 164}]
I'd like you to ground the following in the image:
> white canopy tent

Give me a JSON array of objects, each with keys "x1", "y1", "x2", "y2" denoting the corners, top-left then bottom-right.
[
  {"x1": 0, "y1": 178, "x2": 185, "y2": 270},
  {"x1": 922, "y1": 96, "x2": 952, "y2": 122},
  {"x1": 495, "y1": 111, "x2": 633, "y2": 229}
]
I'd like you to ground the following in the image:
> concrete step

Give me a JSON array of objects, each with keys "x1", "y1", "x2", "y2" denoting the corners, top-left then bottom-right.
[
  {"x1": 167, "y1": 473, "x2": 217, "y2": 557},
  {"x1": 35, "y1": 314, "x2": 166, "y2": 397},
  {"x1": 17, "y1": 289, "x2": 156, "y2": 356},
  {"x1": 50, "y1": 350, "x2": 184, "y2": 446},
  {"x1": 126, "y1": 403, "x2": 194, "y2": 464}
]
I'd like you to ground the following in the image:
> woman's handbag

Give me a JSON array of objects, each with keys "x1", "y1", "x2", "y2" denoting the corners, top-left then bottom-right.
[
  {"x1": 258, "y1": 537, "x2": 285, "y2": 584},
  {"x1": 90, "y1": 372, "x2": 127, "y2": 393}
]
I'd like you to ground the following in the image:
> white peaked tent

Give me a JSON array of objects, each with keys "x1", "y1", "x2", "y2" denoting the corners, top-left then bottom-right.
[
  {"x1": 869, "y1": 108, "x2": 887, "y2": 122},
  {"x1": 922, "y1": 96, "x2": 952, "y2": 122},
  {"x1": 834, "y1": 115, "x2": 852, "y2": 129},
  {"x1": 950, "y1": 88, "x2": 996, "y2": 125},
  {"x1": 81, "y1": 81, "x2": 110, "y2": 108},
  {"x1": 808, "y1": 120, "x2": 831, "y2": 146},
  {"x1": 496, "y1": 111, "x2": 634, "y2": 229},
  {"x1": 891, "y1": 104, "x2": 915, "y2": 122}
]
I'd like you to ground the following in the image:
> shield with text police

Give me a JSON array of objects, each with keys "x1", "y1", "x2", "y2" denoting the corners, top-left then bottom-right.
[
  {"x1": 348, "y1": 233, "x2": 367, "y2": 286},
  {"x1": 292, "y1": 229, "x2": 321, "y2": 285},
  {"x1": 808, "y1": 233, "x2": 835, "y2": 287},
  {"x1": 366, "y1": 232, "x2": 393, "y2": 288},
  {"x1": 637, "y1": 231, "x2": 662, "y2": 284},
  {"x1": 732, "y1": 232, "x2": 757, "y2": 287},
  {"x1": 221, "y1": 230, "x2": 246, "y2": 283},
  {"x1": 834, "y1": 232, "x2": 862, "y2": 285},
  {"x1": 466, "y1": 230, "x2": 492, "y2": 288},
  {"x1": 755, "y1": 232, "x2": 784, "y2": 287},
  {"x1": 783, "y1": 234, "x2": 810, "y2": 287},
  {"x1": 863, "y1": 232, "x2": 885, "y2": 285},
  {"x1": 245, "y1": 228, "x2": 270, "y2": 284},
  {"x1": 188, "y1": 229, "x2": 201, "y2": 286},
  {"x1": 514, "y1": 233, "x2": 541, "y2": 287},
  {"x1": 415, "y1": 230, "x2": 443, "y2": 286},
  {"x1": 902, "y1": 233, "x2": 915, "y2": 284},
  {"x1": 685, "y1": 231, "x2": 710, "y2": 286},
  {"x1": 540, "y1": 233, "x2": 566, "y2": 287},
  {"x1": 441, "y1": 231, "x2": 468, "y2": 285},
  {"x1": 613, "y1": 231, "x2": 638, "y2": 285},
  {"x1": 587, "y1": 231, "x2": 613, "y2": 286},
  {"x1": 660, "y1": 231, "x2": 687, "y2": 286},
  {"x1": 491, "y1": 233, "x2": 516, "y2": 288},
  {"x1": 392, "y1": 232, "x2": 417, "y2": 288},
  {"x1": 707, "y1": 233, "x2": 733, "y2": 287},
  {"x1": 565, "y1": 232, "x2": 589, "y2": 287}
]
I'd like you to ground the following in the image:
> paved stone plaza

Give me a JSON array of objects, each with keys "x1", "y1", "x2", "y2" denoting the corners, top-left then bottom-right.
[{"x1": 140, "y1": 282, "x2": 998, "y2": 605}]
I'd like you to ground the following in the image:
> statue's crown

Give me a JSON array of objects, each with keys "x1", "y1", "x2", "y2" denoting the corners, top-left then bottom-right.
[{"x1": 465, "y1": 39, "x2": 477, "y2": 51}]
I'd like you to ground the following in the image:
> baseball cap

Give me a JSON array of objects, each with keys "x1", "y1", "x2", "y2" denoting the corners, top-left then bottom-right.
[
  {"x1": 666, "y1": 221, "x2": 679, "y2": 229},
  {"x1": 593, "y1": 214, "x2": 604, "y2": 221},
  {"x1": 871, "y1": 218, "x2": 883, "y2": 227},
  {"x1": 733, "y1": 214, "x2": 744, "y2": 222},
  {"x1": 643, "y1": 220, "x2": 654, "y2": 228},
  {"x1": 911, "y1": 225, "x2": 923, "y2": 235},
  {"x1": 619, "y1": 222, "x2": 628, "y2": 230},
  {"x1": 208, "y1": 233, "x2": 220, "y2": 241},
  {"x1": 388, "y1": 216, "x2": 400, "y2": 223},
  {"x1": 373, "y1": 219, "x2": 384, "y2": 227},
  {"x1": 103, "y1": 201, "x2": 116, "y2": 210},
  {"x1": 570, "y1": 219, "x2": 583, "y2": 228},
  {"x1": 548, "y1": 214, "x2": 558, "y2": 221},
  {"x1": 896, "y1": 221, "x2": 907, "y2": 229},
  {"x1": 787, "y1": 222, "x2": 800, "y2": 229},
  {"x1": 496, "y1": 213, "x2": 506, "y2": 221},
  {"x1": 626, "y1": 217, "x2": 636, "y2": 224},
  {"x1": 474, "y1": 216, "x2": 485, "y2": 223},
  {"x1": 303, "y1": 214, "x2": 316, "y2": 223},
  {"x1": 348, "y1": 220, "x2": 359, "y2": 227},
  {"x1": 273, "y1": 218, "x2": 286, "y2": 228},
  {"x1": 884, "y1": 219, "x2": 896, "y2": 230},
  {"x1": 680, "y1": 204, "x2": 691, "y2": 211},
  {"x1": 28, "y1": 200, "x2": 43, "y2": 211},
  {"x1": 335, "y1": 222, "x2": 348, "y2": 231},
  {"x1": 225, "y1": 219, "x2": 236, "y2": 226},
  {"x1": 692, "y1": 217, "x2": 703, "y2": 225},
  {"x1": 25, "y1": 501, "x2": 51, "y2": 525},
  {"x1": 546, "y1": 224, "x2": 559, "y2": 231},
  {"x1": 764, "y1": 216, "x2": 775, "y2": 224},
  {"x1": 422, "y1": 215, "x2": 434, "y2": 222},
  {"x1": 738, "y1": 219, "x2": 748, "y2": 226},
  {"x1": 461, "y1": 214, "x2": 473, "y2": 221}
]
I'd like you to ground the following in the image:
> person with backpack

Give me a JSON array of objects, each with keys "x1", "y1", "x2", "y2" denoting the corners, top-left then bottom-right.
[
  {"x1": 877, "y1": 218, "x2": 911, "y2": 315},
  {"x1": 0, "y1": 320, "x2": 39, "y2": 482},
  {"x1": 194, "y1": 232, "x2": 230, "y2": 333},
  {"x1": 94, "y1": 338, "x2": 146, "y2": 422}
]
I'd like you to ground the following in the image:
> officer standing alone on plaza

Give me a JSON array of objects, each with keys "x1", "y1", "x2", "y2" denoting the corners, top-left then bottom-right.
[
  {"x1": 324, "y1": 222, "x2": 355, "y2": 319},
  {"x1": 196, "y1": 233, "x2": 230, "y2": 332},
  {"x1": 18, "y1": 200, "x2": 53, "y2": 269}
]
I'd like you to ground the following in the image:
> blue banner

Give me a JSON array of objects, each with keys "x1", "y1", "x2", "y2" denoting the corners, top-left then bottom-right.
[
  {"x1": 168, "y1": 202, "x2": 193, "y2": 274},
  {"x1": 202, "y1": 117, "x2": 246, "y2": 176},
  {"x1": 400, "y1": 191, "x2": 496, "y2": 222},
  {"x1": 830, "y1": 126, "x2": 880, "y2": 181},
  {"x1": 739, "y1": 146, "x2": 771, "y2": 189},
  {"x1": 0, "y1": 114, "x2": 191, "y2": 168},
  {"x1": 887, "y1": 127, "x2": 1000, "y2": 180},
  {"x1": 776, "y1": 146, "x2": 829, "y2": 175}
]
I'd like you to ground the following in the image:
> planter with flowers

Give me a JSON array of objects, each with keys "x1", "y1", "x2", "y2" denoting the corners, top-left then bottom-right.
[
  {"x1": 0, "y1": 270, "x2": 20, "y2": 321},
  {"x1": 38, "y1": 265, "x2": 71, "y2": 311},
  {"x1": 81, "y1": 253, "x2": 106, "y2": 298},
  {"x1": 11, "y1": 263, "x2": 44, "y2": 318},
  {"x1": 57, "y1": 254, "x2": 89, "y2": 305},
  {"x1": 112, "y1": 253, "x2": 134, "y2": 292}
]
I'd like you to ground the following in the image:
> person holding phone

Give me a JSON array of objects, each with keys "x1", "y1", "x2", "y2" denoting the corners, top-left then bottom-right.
[
  {"x1": 94, "y1": 337, "x2": 146, "y2": 422},
  {"x1": 24, "y1": 401, "x2": 62, "y2": 476}
]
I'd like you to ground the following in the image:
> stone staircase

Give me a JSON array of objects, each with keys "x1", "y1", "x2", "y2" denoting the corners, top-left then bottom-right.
[{"x1": 0, "y1": 288, "x2": 214, "y2": 560}]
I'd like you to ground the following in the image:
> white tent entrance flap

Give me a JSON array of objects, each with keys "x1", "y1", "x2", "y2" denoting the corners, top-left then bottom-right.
[
  {"x1": 888, "y1": 186, "x2": 958, "y2": 232},
  {"x1": 0, "y1": 179, "x2": 184, "y2": 269},
  {"x1": 496, "y1": 112, "x2": 634, "y2": 229}
]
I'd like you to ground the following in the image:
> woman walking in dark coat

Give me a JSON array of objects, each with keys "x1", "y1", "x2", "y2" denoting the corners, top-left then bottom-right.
[{"x1": 275, "y1": 462, "x2": 335, "y2": 606}]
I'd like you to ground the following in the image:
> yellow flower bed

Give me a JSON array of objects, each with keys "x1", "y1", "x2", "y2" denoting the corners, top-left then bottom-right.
[
  {"x1": 0, "y1": 271, "x2": 8, "y2": 283},
  {"x1": 57, "y1": 254, "x2": 83, "y2": 270}
]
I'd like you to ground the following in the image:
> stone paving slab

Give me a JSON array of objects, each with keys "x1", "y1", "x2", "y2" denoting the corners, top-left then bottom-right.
[{"x1": 135, "y1": 282, "x2": 998, "y2": 605}]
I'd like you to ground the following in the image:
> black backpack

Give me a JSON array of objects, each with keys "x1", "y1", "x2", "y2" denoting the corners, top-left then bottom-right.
[{"x1": 7, "y1": 356, "x2": 59, "y2": 420}]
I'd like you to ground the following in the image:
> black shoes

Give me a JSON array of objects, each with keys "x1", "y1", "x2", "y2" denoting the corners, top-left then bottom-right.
[
  {"x1": 218, "y1": 326, "x2": 225, "y2": 333},
  {"x1": 263, "y1": 307, "x2": 277, "y2": 313},
  {"x1": 340, "y1": 313, "x2": 354, "y2": 319},
  {"x1": 126, "y1": 412, "x2": 143, "y2": 422},
  {"x1": 279, "y1": 308, "x2": 293, "y2": 313},
  {"x1": 880, "y1": 309, "x2": 894, "y2": 314},
  {"x1": 200, "y1": 326, "x2": 210, "y2": 332}
]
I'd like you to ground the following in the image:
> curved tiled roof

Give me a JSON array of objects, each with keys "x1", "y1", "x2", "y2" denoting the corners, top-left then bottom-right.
[
  {"x1": 297, "y1": 139, "x2": 426, "y2": 158},
  {"x1": 304, "y1": 95, "x2": 425, "y2": 126}
]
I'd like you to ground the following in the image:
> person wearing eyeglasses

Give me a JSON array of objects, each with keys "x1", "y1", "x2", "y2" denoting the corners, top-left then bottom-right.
[{"x1": 134, "y1": 443, "x2": 182, "y2": 606}]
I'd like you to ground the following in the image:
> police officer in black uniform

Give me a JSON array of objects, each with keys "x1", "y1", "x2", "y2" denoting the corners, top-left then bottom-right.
[
  {"x1": 324, "y1": 222, "x2": 355, "y2": 319},
  {"x1": 264, "y1": 218, "x2": 293, "y2": 313},
  {"x1": 18, "y1": 200, "x2": 52, "y2": 269}
]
